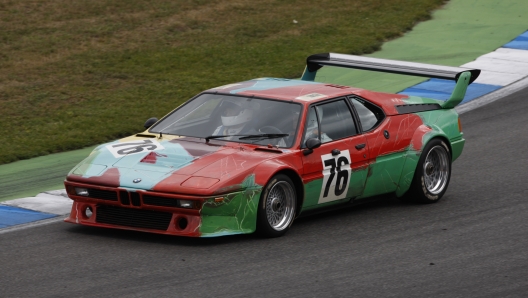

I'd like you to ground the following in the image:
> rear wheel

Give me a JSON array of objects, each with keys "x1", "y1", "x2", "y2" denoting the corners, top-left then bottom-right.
[
  {"x1": 257, "y1": 174, "x2": 297, "y2": 237},
  {"x1": 406, "y1": 139, "x2": 451, "y2": 204}
]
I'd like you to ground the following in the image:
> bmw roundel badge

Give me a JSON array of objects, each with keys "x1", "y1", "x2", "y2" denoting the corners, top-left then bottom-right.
[{"x1": 133, "y1": 178, "x2": 142, "y2": 183}]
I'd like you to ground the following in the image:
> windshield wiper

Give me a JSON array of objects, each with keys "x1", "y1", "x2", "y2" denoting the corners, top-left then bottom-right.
[
  {"x1": 204, "y1": 134, "x2": 248, "y2": 142},
  {"x1": 204, "y1": 133, "x2": 289, "y2": 142},
  {"x1": 238, "y1": 133, "x2": 289, "y2": 140}
]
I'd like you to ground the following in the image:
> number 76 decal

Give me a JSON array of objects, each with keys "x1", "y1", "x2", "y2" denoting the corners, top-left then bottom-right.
[
  {"x1": 106, "y1": 139, "x2": 164, "y2": 158},
  {"x1": 319, "y1": 150, "x2": 351, "y2": 204}
]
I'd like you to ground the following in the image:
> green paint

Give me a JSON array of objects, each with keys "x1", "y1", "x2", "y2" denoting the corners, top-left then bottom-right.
[
  {"x1": 347, "y1": 167, "x2": 369, "y2": 199},
  {"x1": 450, "y1": 137, "x2": 465, "y2": 162},
  {"x1": 300, "y1": 66, "x2": 317, "y2": 81},
  {"x1": 402, "y1": 96, "x2": 443, "y2": 105},
  {"x1": 417, "y1": 109, "x2": 462, "y2": 144},
  {"x1": 359, "y1": 152, "x2": 407, "y2": 199},
  {"x1": 199, "y1": 175, "x2": 261, "y2": 236},
  {"x1": 358, "y1": 108, "x2": 463, "y2": 199},
  {"x1": 316, "y1": 0, "x2": 528, "y2": 93},
  {"x1": 300, "y1": 168, "x2": 368, "y2": 211},
  {"x1": 0, "y1": 146, "x2": 96, "y2": 202},
  {"x1": 442, "y1": 72, "x2": 472, "y2": 109},
  {"x1": 395, "y1": 148, "x2": 421, "y2": 197},
  {"x1": 301, "y1": 179, "x2": 324, "y2": 210},
  {"x1": 394, "y1": 109, "x2": 464, "y2": 197}
]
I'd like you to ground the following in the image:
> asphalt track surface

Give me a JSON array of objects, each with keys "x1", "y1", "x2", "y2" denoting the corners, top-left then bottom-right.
[{"x1": 1, "y1": 87, "x2": 527, "y2": 297}]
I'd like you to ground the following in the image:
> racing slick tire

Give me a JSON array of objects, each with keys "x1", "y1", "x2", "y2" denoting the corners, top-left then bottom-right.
[
  {"x1": 405, "y1": 139, "x2": 452, "y2": 204},
  {"x1": 257, "y1": 174, "x2": 297, "y2": 237}
]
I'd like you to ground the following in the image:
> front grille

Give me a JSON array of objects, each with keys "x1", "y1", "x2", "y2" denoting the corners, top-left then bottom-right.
[
  {"x1": 143, "y1": 195, "x2": 180, "y2": 207},
  {"x1": 119, "y1": 191, "x2": 130, "y2": 205},
  {"x1": 130, "y1": 192, "x2": 141, "y2": 206},
  {"x1": 96, "y1": 205, "x2": 172, "y2": 231},
  {"x1": 88, "y1": 189, "x2": 118, "y2": 201}
]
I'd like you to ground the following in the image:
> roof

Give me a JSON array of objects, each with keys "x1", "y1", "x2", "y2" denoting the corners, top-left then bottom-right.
[
  {"x1": 207, "y1": 78, "x2": 366, "y2": 103},
  {"x1": 206, "y1": 78, "x2": 411, "y2": 114}
]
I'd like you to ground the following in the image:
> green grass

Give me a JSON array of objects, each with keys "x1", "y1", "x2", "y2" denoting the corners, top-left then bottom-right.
[{"x1": 0, "y1": 0, "x2": 446, "y2": 165}]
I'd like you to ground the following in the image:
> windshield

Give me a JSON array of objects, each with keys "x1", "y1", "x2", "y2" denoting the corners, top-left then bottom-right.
[{"x1": 150, "y1": 93, "x2": 302, "y2": 148}]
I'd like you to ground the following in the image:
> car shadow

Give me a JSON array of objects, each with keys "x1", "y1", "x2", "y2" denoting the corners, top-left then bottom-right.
[{"x1": 64, "y1": 194, "x2": 429, "y2": 246}]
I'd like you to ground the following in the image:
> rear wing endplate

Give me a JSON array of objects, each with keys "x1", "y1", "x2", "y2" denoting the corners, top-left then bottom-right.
[{"x1": 301, "y1": 53, "x2": 481, "y2": 109}]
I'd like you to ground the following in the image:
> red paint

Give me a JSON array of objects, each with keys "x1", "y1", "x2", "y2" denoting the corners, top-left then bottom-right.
[
  {"x1": 171, "y1": 137, "x2": 221, "y2": 157},
  {"x1": 140, "y1": 151, "x2": 167, "y2": 164},
  {"x1": 237, "y1": 84, "x2": 361, "y2": 103},
  {"x1": 67, "y1": 167, "x2": 121, "y2": 187},
  {"x1": 152, "y1": 142, "x2": 304, "y2": 196},
  {"x1": 181, "y1": 176, "x2": 220, "y2": 189},
  {"x1": 226, "y1": 82, "x2": 409, "y2": 117},
  {"x1": 411, "y1": 124, "x2": 432, "y2": 151},
  {"x1": 64, "y1": 181, "x2": 204, "y2": 236},
  {"x1": 64, "y1": 201, "x2": 202, "y2": 237},
  {"x1": 363, "y1": 114, "x2": 428, "y2": 160},
  {"x1": 354, "y1": 90, "x2": 408, "y2": 115}
]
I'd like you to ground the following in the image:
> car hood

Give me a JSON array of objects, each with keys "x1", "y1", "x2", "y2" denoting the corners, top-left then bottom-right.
[{"x1": 67, "y1": 136, "x2": 279, "y2": 194}]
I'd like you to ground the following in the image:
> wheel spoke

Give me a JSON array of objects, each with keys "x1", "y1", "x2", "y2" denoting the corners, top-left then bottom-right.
[
  {"x1": 423, "y1": 145, "x2": 450, "y2": 194},
  {"x1": 265, "y1": 181, "x2": 295, "y2": 231}
]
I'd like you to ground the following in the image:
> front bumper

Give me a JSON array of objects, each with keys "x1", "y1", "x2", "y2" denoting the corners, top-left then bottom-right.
[{"x1": 64, "y1": 181, "x2": 262, "y2": 237}]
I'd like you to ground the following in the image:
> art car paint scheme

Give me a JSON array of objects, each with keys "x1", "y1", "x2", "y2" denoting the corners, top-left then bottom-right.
[{"x1": 64, "y1": 53, "x2": 479, "y2": 237}]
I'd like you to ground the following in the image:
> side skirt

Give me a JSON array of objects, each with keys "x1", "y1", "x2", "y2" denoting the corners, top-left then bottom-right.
[{"x1": 296, "y1": 193, "x2": 395, "y2": 219}]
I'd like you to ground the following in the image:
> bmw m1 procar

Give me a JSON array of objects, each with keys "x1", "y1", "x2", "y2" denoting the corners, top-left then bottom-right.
[{"x1": 64, "y1": 53, "x2": 479, "y2": 237}]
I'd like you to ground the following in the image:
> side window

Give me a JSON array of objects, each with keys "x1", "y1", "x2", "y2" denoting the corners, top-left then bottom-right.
[
  {"x1": 303, "y1": 99, "x2": 357, "y2": 145},
  {"x1": 304, "y1": 107, "x2": 321, "y2": 144},
  {"x1": 350, "y1": 97, "x2": 385, "y2": 132}
]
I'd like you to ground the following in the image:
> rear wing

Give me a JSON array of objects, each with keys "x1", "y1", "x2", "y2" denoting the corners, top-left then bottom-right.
[{"x1": 301, "y1": 53, "x2": 481, "y2": 109}]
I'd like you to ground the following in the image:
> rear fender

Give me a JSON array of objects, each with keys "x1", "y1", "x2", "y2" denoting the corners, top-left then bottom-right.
[{"x1": 395, "y1": 127, "x2": 449, "y2": 197}]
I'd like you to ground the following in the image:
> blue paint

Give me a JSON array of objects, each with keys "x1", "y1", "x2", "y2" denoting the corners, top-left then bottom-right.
[
  {"x1": 72, "y1": 139, "x2": 195, "y2": 190},
  {"x1": 230, "y1": 78, "x2": 319, "y2": 94},
  {"x1": 503, "y1": 31, "x2": 528, "y2": 50},
  {"x1": 116, "y1": 141, "x2": 194, "y2": 189},
  {"x1": 399, "y1": 79, "x2": 501, "y2": 104},
  {"x1": 0, "y1": 206, "x2": 56, "y2": 228}
]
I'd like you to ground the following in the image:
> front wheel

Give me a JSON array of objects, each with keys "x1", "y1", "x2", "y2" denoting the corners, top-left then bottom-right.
[
  {"x1": 257, "y1": 174, "x2": 297, "y2": 237},
  {"x1": 406, "y1": 139, "x2": 451, "y2": 204}
]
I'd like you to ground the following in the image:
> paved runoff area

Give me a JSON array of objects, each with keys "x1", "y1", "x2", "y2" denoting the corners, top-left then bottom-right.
[{"x1": 1, "y1": 1, "x2": 528, "y2": 231}]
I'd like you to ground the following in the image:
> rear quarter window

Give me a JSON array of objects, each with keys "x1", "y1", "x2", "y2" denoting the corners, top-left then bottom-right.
[{"x1": 350, "y1": 96, "x2": 385, "y2": 132}]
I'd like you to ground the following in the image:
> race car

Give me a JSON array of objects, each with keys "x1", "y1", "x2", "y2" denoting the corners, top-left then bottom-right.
[{"x1": 64, "y1": 53, "x2": 479, "y2": 237}]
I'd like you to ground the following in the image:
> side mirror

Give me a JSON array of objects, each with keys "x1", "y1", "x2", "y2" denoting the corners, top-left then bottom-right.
[
  {"x1": 303, "y1": 138, "x2": 321, "y2": 155},
  {"x1": 144, "y1": 117, "x2": 158, "y2": 129}
]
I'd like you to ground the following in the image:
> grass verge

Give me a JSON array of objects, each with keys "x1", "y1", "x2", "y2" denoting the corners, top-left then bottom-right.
[{"x1": 0, "y1": 0, "x2": 446, "y2": 165}]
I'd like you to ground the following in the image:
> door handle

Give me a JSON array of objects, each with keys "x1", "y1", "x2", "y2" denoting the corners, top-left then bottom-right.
[
  {"x1": 355, "y1": 143, "x2": 366, "y2": 150},
  {"x1": 331, "y1": 149, "x2": 340, "y2": 156}
]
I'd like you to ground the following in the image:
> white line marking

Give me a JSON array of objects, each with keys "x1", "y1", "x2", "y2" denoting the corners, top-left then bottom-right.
[{"x1": 0, "y1": 216, "x2": 65, "y2": 235}]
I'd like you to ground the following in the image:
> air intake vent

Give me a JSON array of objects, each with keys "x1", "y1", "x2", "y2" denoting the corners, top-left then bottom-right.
[{"x1": 96, "y1": 205, "x2": 172, "y2": 231}]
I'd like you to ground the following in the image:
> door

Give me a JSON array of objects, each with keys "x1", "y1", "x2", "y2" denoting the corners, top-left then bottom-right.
[{"x1": 300, "y1": 99, "x2": 370, "y2": 208}]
